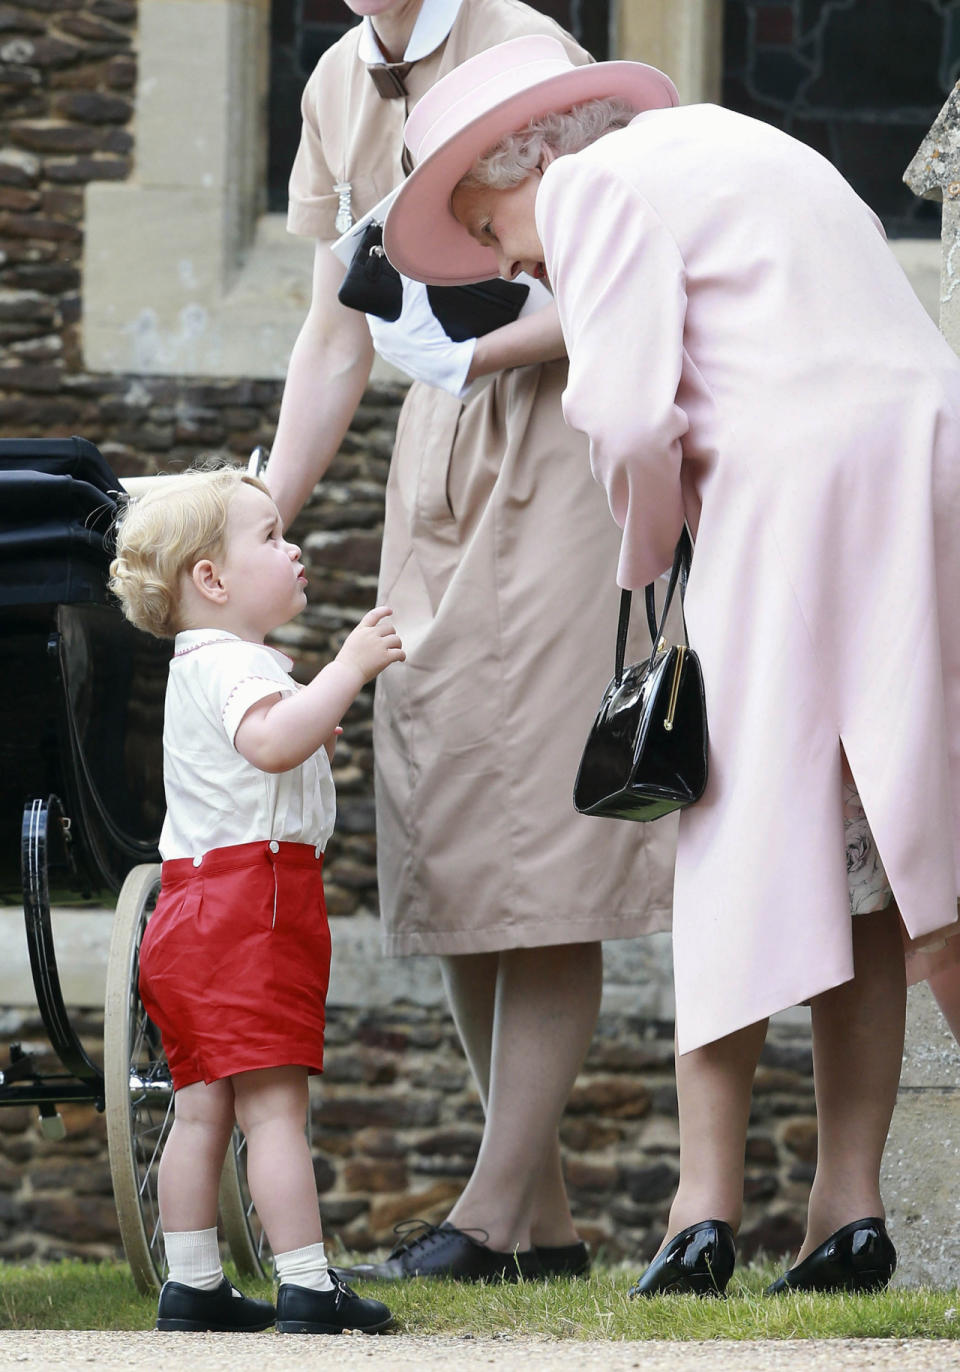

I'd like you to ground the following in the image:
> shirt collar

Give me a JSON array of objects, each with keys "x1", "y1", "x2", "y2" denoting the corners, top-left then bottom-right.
[
  {"x1": 173, "y1": 628, "x2": 294, "y2": 672},
  {"x1": 358, "y1": 0, "x2": 464, "y2": 66}
]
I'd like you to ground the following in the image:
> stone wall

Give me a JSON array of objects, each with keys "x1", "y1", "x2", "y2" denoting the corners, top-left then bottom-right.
[
  {"x1": 0, "y1": 0, "x2": 819, "y2": 1271},
  {"x1": 0, "y1": 1004, "x2": 815, "y2": 1266},
  {"x1": 0, "y1": 0, "x2": 402, "y2": 923},
  {"x1": 0, "y1": 0, "x2": 405, "y2": 903},
  {"x1": 314, "y1": 1006, "x2": 816, "y2": 1265}
]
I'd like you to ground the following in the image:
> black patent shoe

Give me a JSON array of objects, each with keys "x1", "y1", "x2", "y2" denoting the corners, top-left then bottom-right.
[
  {"x1": 629, "y1": 1219, "x2": 736, "y2": 1298},
  {"x1": 337, "y1": 1220, "x2": 538, "y2": 1283},
  {"x1": 156, "y1": 1276, "x2": 276, "y2": 1331},
  {"x1": 765, "y1": 1217, "x2": 896, "y2": 1295},
  {"x1": 275, "y1": 1275, "x2": 394, "y2": 1334},
  {"x1": 534, "y1": 1240, "x2": 591, "y2": 1278}
]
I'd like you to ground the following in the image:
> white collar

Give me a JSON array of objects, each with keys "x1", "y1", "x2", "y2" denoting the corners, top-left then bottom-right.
[
  {"x1": 173, "y1": 628, "x2": 294, "y2": 671},
  {"x1": 358, "y1": 0, "x2": 464, "y2": 66}
]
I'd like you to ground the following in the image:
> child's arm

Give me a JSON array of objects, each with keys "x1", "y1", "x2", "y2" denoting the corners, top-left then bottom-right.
[{"x1": 235, "y1": 606, "x2": 404, "y2": 773}]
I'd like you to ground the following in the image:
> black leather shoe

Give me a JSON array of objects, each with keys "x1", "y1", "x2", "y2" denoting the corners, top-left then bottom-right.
[
  {"x1": 629, "y1": 1219, "x2": 736, "y2": 1298},
  {"x1": 337, "y1": 1220, "x2": 538, "y2": 1283},
  {"x1": 275, "y1": 1275, "x2": 394, "y2": 1334},
  {"x1": 156, "y1": 1275, "x2": 276, "y2": 1331},
  {"x1": 765, "y1": 1217, "x2": 896, "y2": 1295},
  {"x1": 534, "y1": 1240, "x2": 591, "y2": 1278}
]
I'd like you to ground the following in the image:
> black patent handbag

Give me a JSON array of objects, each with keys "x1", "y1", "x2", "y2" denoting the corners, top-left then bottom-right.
[{"x1": 573, "y1": 529, "x2": 708, "y2": 822}]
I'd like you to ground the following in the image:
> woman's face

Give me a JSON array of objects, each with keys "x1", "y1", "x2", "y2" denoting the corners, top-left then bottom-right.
[{"x1": 451, "y1": 173, "x2": 549, "y2": 286}]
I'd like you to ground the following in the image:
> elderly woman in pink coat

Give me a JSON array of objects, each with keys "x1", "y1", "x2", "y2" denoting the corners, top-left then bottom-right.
[{"x1": 384, "y1": 36, "x2": 960, "y2": 1294}]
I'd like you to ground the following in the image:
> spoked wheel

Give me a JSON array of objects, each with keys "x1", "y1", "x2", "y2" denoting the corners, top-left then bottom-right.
[{"x1": 104, "y1": 863, "x2": 170, "y2": 1294}]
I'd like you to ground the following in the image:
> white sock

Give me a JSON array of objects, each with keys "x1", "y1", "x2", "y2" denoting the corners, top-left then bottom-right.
[
  {"x1": 275, "y1": 1241, "x2": 335, "y2": 1292},
  {"x1": 162, "y1": 1227, "x2": 224, "y2": 1292}
]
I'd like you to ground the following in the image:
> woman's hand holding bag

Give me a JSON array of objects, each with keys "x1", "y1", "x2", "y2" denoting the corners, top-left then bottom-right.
[{"x1": 573, "y1": 529, "x2": 708, "y2": 821}]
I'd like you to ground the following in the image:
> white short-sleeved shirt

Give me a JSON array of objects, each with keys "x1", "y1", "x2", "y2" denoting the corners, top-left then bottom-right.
[{"x1": 159, "y1": 630, "x2": 337, "y2": 862}]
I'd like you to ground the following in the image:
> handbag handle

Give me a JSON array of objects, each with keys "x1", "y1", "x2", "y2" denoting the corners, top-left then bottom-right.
[{"x1": 614, "y1": 528, "x2": 692, "y2": 687}]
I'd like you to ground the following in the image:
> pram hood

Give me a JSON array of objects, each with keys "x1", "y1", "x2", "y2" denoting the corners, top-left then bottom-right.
[{"x1": 0, "y1": 436, "x2": 120, "y2": 608}]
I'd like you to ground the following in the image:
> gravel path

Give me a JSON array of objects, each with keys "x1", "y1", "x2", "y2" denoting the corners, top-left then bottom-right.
[{"x1": 1, "y1": 1333, "x2": 959, "y2": 1370}]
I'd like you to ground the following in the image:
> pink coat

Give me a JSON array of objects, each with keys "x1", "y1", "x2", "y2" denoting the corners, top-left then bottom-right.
[{"x1": 537, "y1": 104, "x2": 960, "y2": 1053}]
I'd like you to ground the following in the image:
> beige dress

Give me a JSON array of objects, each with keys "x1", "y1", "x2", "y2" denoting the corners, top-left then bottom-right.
[{"x1": 288, "y1": 0, "x2": 676, "y2": 956}]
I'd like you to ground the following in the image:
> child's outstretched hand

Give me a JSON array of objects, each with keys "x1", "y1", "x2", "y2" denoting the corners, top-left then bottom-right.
[{"x1": 336, "y1": 606, "x2": 405, "y2": 684}]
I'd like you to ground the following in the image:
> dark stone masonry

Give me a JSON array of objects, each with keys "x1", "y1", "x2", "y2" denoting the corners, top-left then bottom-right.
[
  {"x1": 0, "y1": 1007, "x2": 815, "y2": 1266},
  {"x1": 0, "y1": 0, "x2": 819, "y2": 1268}
]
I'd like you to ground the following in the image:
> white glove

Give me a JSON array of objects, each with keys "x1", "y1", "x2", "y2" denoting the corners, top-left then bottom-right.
[{"x1": 367, "y1": 275, "x2": 476, "y2": 399}]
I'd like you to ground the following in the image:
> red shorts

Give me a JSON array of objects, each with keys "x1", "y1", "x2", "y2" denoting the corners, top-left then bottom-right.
[{"x1": 139, "y1": 840, "x2": 331, "y2": 1092}]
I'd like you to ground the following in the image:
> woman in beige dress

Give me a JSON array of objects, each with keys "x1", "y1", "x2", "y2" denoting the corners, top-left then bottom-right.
[{"x1": 266, "y1": 0, "x2": 676, "y2": 1281}]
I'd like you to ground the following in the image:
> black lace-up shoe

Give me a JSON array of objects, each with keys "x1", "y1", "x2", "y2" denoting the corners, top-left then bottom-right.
[
  {"x1": 156, "y1": 1276, "x2": 276, "y2": 1331},
  {"x1": 629, "y1": 1219, "x2": 736, "y2": 1298},
  {"x1": 534, "y1": 1240, "x2": 591, "y2": 1278},
  {"x1": 338, "y1": 1220, "x2": 539, "y2": 1283},
  {"x1": 275, "y1": 1275, "x2": 394, "y2": 1334},
  {"x1": 765, "y1": 1217, "x2": 896, "y2": 1295}
]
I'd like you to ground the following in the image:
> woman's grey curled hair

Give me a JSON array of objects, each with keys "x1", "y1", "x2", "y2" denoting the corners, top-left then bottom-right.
[{"x1": 460, "y1": 97, "x2": 637, "y2": 191}]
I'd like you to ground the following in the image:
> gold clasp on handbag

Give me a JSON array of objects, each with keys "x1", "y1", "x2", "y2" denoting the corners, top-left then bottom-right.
[{"x1": 664, "y1": 645, "x2": 685, "y2": 732}]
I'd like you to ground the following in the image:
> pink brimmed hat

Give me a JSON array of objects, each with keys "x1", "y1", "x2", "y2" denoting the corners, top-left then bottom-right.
[{"x1": 383, "y1": 35, "x2": 678, "y2": 286}]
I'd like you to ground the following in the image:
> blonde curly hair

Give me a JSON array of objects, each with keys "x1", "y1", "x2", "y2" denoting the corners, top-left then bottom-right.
[{"x1": 108, "y1": 464, "x2": 272, "y2": 639}]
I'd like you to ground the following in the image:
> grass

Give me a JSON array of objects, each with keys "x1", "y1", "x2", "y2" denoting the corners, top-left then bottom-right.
[{"x1": 1, "y1": 1260, "x2": 959, "y2": 1340}]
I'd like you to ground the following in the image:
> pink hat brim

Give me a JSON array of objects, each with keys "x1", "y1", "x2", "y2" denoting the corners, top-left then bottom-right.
[{"x1": 384, "y1": 60, "x2": 678, "y2": 287}]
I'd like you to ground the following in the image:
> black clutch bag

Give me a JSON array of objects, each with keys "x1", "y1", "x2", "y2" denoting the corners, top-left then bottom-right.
[
  {"x1": 338, "y1": 222, "x2": 530, "y2": 335},
  {"x1": 573, "y1": 529, "x2": 708, "y2": 822},
  {"x1": 337, "y1": 221, "x2": 403, "y2": 321},
  {"x1": 427, "y1": 279, "x2": 529, "y2": 341}
]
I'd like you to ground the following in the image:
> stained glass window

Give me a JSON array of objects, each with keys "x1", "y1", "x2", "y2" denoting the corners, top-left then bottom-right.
[{"x1": 723, "y1": 0, "x2": 960, "y2": 236}]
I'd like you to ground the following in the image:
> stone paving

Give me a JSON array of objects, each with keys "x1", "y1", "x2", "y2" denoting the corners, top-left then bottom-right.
[{"x1": 2, "y1": 1334, "x2": 960, "y2": 1371}]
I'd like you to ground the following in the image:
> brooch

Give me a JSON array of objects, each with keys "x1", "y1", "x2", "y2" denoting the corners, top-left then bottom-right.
[{"x1": 333, "y1": 181, "x2": 353, "y2": 235}]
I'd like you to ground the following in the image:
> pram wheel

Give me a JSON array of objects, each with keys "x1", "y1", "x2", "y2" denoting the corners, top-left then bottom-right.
[{"x1": 104, "y1": 863, "x2": 169, "y2": 1293}]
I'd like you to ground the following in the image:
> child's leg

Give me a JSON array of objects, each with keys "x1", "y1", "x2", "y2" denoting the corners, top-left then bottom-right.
[
  {"x1": 159, "y1": 1078, "x2": 236, "y2": 1229},
  {"x1": 232, "y1": 1065, "x2": 331, "y2": 1290},
  {"x1": 157, "y1": 1078, "x2": 235, "y2": 1290},
  {"x1": 233, "y1": 1065, "x2": 394, "y2": 1335}
]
